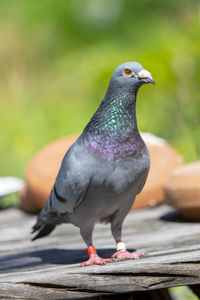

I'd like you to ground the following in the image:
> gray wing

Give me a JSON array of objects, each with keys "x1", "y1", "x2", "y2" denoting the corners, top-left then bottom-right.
[
  {"x1": 48, "y1": 141, "x2": 92, "y2": 214},
  {"x1": 136, "y1": 168, "x2": 149, "y2": 195},
  {"x1": 135, "y1": 145, "x2": 150, "y2": 195}
]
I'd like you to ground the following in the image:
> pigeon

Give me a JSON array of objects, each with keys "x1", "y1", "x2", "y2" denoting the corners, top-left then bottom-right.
[{"x1": 32, "y1": 62, "x2": 155, "y2": 266}]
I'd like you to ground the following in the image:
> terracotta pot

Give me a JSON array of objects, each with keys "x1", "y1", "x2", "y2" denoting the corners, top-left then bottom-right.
[
  {"x1": 20, "y1": 133, "x2": 182, "y2": 213},
  {"x1": 20, "y1": 135, "x2": 78, "y2": 213},
  {"x1": 164, "y1": 161, "x2": 200, "y2": 220},
  {"x1": 133, "y1": 133, "x2": 182, "y2": 210}
]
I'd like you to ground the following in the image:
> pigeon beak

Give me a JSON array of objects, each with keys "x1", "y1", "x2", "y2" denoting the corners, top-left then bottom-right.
[{"x1": 137, "y1": 69, "x2": 155, "y2": 84}]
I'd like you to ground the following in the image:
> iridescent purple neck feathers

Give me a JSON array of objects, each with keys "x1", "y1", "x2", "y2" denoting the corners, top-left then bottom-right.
[
  {"x1": 81, "y1": 87, "x2": 144, "y2": 159},
  {"x1": 84, "y1": 133, "x2": 145, "y2": 159}
]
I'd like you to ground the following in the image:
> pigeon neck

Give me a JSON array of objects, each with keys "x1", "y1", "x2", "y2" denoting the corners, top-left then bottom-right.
[{"x1": 82, "y1": 90, "x2": 145, "y2": 159}]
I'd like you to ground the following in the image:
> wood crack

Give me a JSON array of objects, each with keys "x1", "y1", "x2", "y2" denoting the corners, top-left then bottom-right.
[
  {"x1": 147, "y1": 278, "x2": 175, "y2": 288},
  {"x1": 86, "y1": 272, "x2": 197, "y2": 278},
  {"x1": 19, "y1": 282, "x2": 113, "y2": 295},
  {"x1": 171, "y1": 260, "x2": 200, "y2": 264}
]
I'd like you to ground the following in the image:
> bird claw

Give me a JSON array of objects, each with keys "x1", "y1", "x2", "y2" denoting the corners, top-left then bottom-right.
[
  {"x1": 81, "y1": 254, "x2": 112, "y2": 267},
  {"x1": 111, "y1": 250, "x2": 144, "y2": 261}
]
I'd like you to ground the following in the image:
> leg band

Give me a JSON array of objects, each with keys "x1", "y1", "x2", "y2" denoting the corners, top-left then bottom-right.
[
  {"x1": 86, "y1": 245, "x2": 97, "y2": 256},
  {"x1": 117, "y1": 241, "x2": 126, "y2": 251}
]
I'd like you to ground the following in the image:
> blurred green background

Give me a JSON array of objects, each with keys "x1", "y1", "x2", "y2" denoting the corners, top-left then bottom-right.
[
  {"x1": 0, "y1": 0, "x2": 200, "y2": 179},
  {"x1": 1, "y1": 3, "x2": 200, "y2": 298}
]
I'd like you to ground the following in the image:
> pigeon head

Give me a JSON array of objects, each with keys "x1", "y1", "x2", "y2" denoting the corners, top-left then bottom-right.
[
  {"x1": 109, "y1": 62, "x2": 155, "y2": 94},
  {"x1": 82, "y1": 62, "x2": 154, "y2": 159}
]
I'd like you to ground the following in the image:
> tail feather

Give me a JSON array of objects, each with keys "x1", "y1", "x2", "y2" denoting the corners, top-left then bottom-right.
[
  {"x1": 32, "y1": 223, "x2": 56, "y2": 241},
  {"x1": 32, "y1": 222, "x2": 42, "y2": 234},
  {"x1": 31, "y1": 202, "x2": 62, "y2": 241}
]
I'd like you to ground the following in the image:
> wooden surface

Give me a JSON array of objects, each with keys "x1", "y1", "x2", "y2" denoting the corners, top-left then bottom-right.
[{"x1": 0, "y1": 204, "x2": 200, "y2": 299}]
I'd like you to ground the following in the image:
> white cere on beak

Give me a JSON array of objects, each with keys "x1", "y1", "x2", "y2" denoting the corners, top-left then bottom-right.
[{"x1": 138, "y1": 69, "x2": 152, "y2": 79}]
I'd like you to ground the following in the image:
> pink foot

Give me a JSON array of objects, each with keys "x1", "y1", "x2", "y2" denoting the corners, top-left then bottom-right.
[
  {"x1": 82, "y1": 254, "x2": 112, "y2": 267},
  {"x1": 111, "y1": 250, "x2": 144, "y2": 261}
]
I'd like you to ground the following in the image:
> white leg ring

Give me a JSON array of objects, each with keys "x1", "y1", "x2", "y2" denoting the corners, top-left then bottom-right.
[{"x1": 116, "y1": 242, "x2": 126, "y2": 251}]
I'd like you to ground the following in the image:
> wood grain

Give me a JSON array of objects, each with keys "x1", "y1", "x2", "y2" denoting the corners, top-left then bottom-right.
[{"x1": 0, "y1": 205, "x2": 200, "y2": 299}]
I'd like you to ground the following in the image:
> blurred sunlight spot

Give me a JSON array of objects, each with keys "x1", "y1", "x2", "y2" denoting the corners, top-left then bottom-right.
[
  {"x1": 72, "y1": 0, "x2": 122, "y2": 29},
  {"x1": 7, "y1": 70, "x2": 25, "y2": 96}
]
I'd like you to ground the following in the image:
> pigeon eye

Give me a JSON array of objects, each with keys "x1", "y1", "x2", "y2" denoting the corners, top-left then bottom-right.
[{"x1": 124, "y1": 68, "x2": 132, "y2": 77}]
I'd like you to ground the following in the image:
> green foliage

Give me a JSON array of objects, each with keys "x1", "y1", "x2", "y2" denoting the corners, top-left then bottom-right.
[
  {"x1": 1, "y1": 193, "x2": 19, "y2": 208},
  {"x1": 169, "y1": 286, "x2": 199, "y2": 300},
  {"x1": 0, "y1": 0, "x2": 200, "y2": 178}
]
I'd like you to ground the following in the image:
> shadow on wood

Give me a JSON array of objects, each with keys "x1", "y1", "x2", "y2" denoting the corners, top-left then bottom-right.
[
  {"x1": 160, "y1": 210, "x2": 200, "y2": 223},
  {"x1": 0, "y1": 248, "x2": 137, "y2": 272}
]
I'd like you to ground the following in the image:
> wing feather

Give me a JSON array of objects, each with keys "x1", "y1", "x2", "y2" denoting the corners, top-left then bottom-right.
[{"x1": 48, "y1": 141, "x2": 92, "y2": 214}]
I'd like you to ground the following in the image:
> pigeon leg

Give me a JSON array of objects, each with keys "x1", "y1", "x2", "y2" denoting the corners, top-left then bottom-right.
[
  {"x1": 111, "y1": 222, "x2": 144, "y2": 261},
  {"x1": 80, "y1": 227, "x2": 112, "y2": 267},
  {"x1": 111, "y1": 241, "x2": 144, "y2": 260},
  {"x1": 82, "y1": 246, "x2": 112, "y2": 267}
]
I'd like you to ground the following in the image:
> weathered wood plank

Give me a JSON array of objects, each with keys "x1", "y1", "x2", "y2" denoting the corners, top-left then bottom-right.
[
  {"x1": 0, "y1": 205, "x2": 200, "y2": 299},
  {"x1": 0, "y1": 283, "x2": 100, "y2": 300}
]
